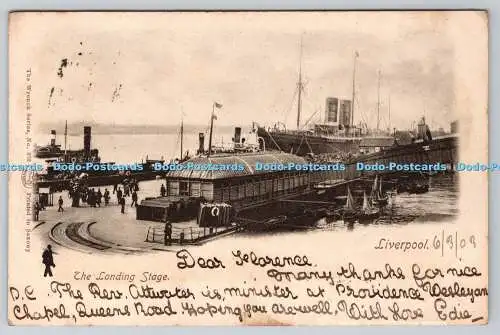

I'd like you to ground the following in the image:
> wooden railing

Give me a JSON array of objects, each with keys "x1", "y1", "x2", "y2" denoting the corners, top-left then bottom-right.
[{"x1": 145, "y1": 224, "x2": 240, "y2": 245}]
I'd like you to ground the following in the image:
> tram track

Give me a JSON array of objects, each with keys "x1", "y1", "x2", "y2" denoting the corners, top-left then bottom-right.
[{"x1": 49, "y1": 221, "x2": 144, "y2": 254}]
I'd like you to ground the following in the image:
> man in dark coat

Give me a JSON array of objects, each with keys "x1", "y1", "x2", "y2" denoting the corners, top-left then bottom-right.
[
  {"x1": 164, "y1": 222, "x2": 172, "y2": 246},
  {"x1": 42, "y1": 244, "x2": 55, "y2": 277},
  {"x1": 117, "y1": 187, "x2": 123, "y2": 203},
  {"x1": 119, "y1": 196, "x2": 126, "y2": 214},
  {"x1": 103, "y1": 188, "x2": 110, "y2": 206},
  {"x1": 33, "y1": 202, "x2": 40, "y2": 221},
  {"x1": 160, "y1": 184, "x2": 166, "y2": 197},
  {"x1": 57, "y1": 196, "x2": 64, "y2": 212},
  {"x1": 96, "y1": 189, "x2": 102, "y2": 207},
  {"x1": 131, "y1": 190, "x2": 138, "y2": 207}
]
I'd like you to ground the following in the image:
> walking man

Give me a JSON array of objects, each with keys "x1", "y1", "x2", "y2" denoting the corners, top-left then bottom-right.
[
  {"x1": 160, "y1": 184, "x2": 166, "y2": 197},
  {"x1": 117, "y1": 187, "x2": 123, "y2": 203},
  {"x1": 96, "y1": 189, "x2": 102, "y2": 207},
  {"x1": 119, "y1": 196, "x2": 126, "y2": 214},
  {"x1": 42, "y1": 244, "x2": 56, "y2": 277},
  {"x1": 33, "y1": 201, "x2": 40, "y2": 221},
  {"x1": 104, "y1": 189, "x2": 110, "y2": 206},
  {"x1": 57, "y1": 196, "x2": 64, "y2": 212},
  {"x1": 164, "y1": 222, "x2": 172, "y2": 246},
  {"x1": 131, "y1": 190, "x2": 138, "y2": 207}
]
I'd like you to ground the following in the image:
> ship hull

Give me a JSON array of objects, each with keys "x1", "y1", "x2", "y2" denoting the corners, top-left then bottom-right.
[
  {"x1": 257, "y1": 127, "x2": 361, "y2": 156},
  {"x1": 35, "y1": 151, "x2": 64, "y2": 159}
]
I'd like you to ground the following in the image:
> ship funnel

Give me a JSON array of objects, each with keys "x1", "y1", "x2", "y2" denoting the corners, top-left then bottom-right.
[
  {"x1": 83, "y1": 126, "x2": 91, "y2": 158},
  {"x1": 233, "y1": 127, "x2": 241, "y2": 144},
  {"x1": 50, "y1": 130, "x2": 56, "y2": 146},
  {"x1": 197, "y1": 133, "x2": 205, "y2": 154}
]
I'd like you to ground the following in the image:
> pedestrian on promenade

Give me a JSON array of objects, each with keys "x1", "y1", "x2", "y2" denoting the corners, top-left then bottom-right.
[
  {"x1": 164, "y1": 222, "x2": 172, "y2": 246},
  {"x1": 104, "y1": 189, "x2": 110, "y2": 206},
  {"x1": 33, "y1": 201, "x2": 40, "y2": 221},
  {"x1": 160, "y1": 184, "x2": 166, "y2": 197},
  {"x1": 96, "y1": 189, "x2": 102, "y2": 207},
  {"x1": 117, "y1": 187, "x2": 123, "y2": 203},
  {"x1": 57, "y1": 196, "x2": 64, "y2": 212},
  {"x1": 42, "y1": 244, "x2": 56, "y2": 277},
  {"x1": 120, "y1": 196, "x2": 126, "y2": 214},
  {"x1": 131, "y1": 190, "x2": 138, "y2": 207}
]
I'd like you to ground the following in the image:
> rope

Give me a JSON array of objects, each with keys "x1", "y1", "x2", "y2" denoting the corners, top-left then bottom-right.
[
  {"x1": 304, "y1": 135, "x2": 313, "y2": 154},
  {"x1": 295, "y1": 135, "x2": 305, "y2": 154},
  {"x1": 266, "y1": 130, "x2": 283, "y2": 152}
]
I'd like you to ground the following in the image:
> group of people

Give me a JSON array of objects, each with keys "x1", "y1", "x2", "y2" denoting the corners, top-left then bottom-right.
[
  {"x1": 114, "y1": 181, "x2": 139, "y2": 214},
  {"x1": 68, "y1": 184, "x2": 112, "y2": 208},
  {"x1": 41, "y1": 176, "x2": 141, "y2": 215},
  {"x1": 307, "y1": 152, "x2": 354, "y2": 164},
  {"x1": 84, "y1": 188, "x2": 106, "y2": 207},
  {"x1": 113, "y1": 178, "x2": 139, "y2": 197}
]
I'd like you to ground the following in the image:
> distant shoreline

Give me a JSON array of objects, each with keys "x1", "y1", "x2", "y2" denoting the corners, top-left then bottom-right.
[{"x1": 37, "y1": 122, "x2": 237, "y2": 136}]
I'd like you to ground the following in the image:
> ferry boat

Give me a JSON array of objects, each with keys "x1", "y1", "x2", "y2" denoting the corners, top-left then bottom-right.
[
  {"x1": 34, "y1": 130, "x2": 64, "y2": 158},
  {"x1": 35, "y1": 124, "x2": 165, "y2": 191}
]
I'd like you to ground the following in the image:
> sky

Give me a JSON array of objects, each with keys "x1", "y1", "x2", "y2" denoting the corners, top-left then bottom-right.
[{"x1": 10, "y1": 11, "x2": 477, "y2": 132}]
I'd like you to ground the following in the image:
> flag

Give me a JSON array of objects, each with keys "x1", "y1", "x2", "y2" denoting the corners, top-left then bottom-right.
[
  {"x1": 212, "y1": 114, "x2": 217, "y2": 120},
  {"x1": 354, "y1": 50, "x2": 359, "y2": 58},
  {"x1": 214, "y1": 102, "x2": 223, "y2": 109}
]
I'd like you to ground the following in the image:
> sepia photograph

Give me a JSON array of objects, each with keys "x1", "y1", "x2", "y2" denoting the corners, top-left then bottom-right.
[{"x1": 7, "y1": 11, "x2": 488, "y2": 326}]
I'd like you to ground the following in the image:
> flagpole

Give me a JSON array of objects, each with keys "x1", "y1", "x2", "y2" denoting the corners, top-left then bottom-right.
[
  {"x1": 64, "y1": 120, "x2": 67, "y2": 160},
  {"x1": 180, "y1": 117, "x2": 184, "y2": 161},
  {"x1": 208, "y1": 103, "x2": 215, "y2": 157}
]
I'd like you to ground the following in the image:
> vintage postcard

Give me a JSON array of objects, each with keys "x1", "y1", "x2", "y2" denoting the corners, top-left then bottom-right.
[{"x1": 7, "y1": 11, "x2": 488, "y2": 325}]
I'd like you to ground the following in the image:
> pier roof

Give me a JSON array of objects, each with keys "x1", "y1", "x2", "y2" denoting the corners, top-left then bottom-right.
[{"x1": 166, "y1": 152, "x2": 307, "y2": 180}]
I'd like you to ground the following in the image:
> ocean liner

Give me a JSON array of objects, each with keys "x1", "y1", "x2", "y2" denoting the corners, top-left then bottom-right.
[{"x1": 256, "y1": 46, "x2": 368, "y2": 157}]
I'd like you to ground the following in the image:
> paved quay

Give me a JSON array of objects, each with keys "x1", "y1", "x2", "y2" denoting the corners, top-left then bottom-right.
[
  {"x1": 34, "y1": 182, "x2": 240, "y2": 254},
  {"x1": 33, "y1": 181, "x2": 185, "y2": 254}
]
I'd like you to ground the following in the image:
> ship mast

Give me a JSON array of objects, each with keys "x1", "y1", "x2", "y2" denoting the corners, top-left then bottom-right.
[
  {"x1": 388, "y1": 95, "x2": 391, "y2": 133},
  {"x1": 180, "y1": 117, "x2": 184, "y2": 160},
  {"x1": 351, "y1": 51, "x2": 359, "y2": 131},
  {"x1": 296, "y1": 38, "x2": 304, "y2": 130},
  {"x1": 376, "y1": 69, "x2": 381, "y2": 132},
  {"x1": 64, "y1": 120, "x2": 67, "y2": 158}
]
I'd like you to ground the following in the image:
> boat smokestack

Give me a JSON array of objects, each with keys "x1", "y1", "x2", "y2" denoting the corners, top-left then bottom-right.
[
  {"x1": 50, "y1": 130, "x2": 56, "y2": 146},
  {"x1": 233, "y1": 127, "x2": 241, "y2": 144},
  {"x1": 197, "y1": 133, "x2": 205, "y2": 154},
  {"x1": 83, "y1": 126, "x2": 91, "y2": 158}
]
